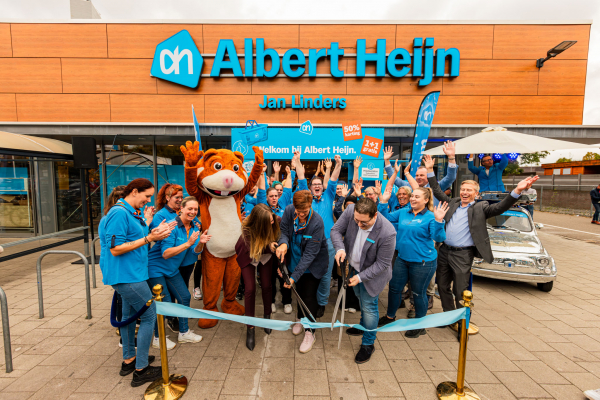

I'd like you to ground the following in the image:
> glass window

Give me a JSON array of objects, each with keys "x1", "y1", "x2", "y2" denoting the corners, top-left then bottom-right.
[
  {"x1": 553, "y1": 168, "x2": 561, "y2": 175},
  {"x1": 0, "y1": 156, "x2": 34, "y2": 232},
  {"x1": 487, "y1": 210, "x2": 533, "y2": 232},
  {"x1": 562, "y1": 168, "x2": 571, "y2": 175},
  {"x1": 54, "y1": 160, "x2": 84, "y2": 231}
]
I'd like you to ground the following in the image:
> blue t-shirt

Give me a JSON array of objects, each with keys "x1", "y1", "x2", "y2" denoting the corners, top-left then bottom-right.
[
  {"x1": 99, "y1": 199, "x2": 150, "y2": 285},
  {"x1": 242, "y1": 194, "x2": 257, "y2": 217},
  {"x1": 150, "y1": 205, "x2": 177, "y2": 230},
  {"x1": 148, "y1": 216, "x2": 202, "y2": 278},
  {"x1": 257, "y1": 187, "x2": 293, "y2": 218},
  {"x1": 298, "y1": 178, "x2": 337, "y2": 239},
  {"x1": 288, "y1": 232, "x2": 309, "y2": 275},
  {"x1": 378, "y1": 203, "x2": 446, "y2": 262}
]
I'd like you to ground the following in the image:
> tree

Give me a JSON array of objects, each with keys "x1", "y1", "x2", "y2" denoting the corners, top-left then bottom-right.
[
  {"x1": 503, "y1": 161, "x2": 523, "y2": 176},
  {"x1": 520, "y1": 151, "x2": 550, "y2": 165},
  {"x1": 556, "y1": 157, "x2": 572, "y2": 163},
  {"x1": 582, "y1": 152, "x2": 600, "y2": 161}
]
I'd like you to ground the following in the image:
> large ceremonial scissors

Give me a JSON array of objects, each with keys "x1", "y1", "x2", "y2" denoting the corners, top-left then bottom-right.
[
  {"x1": 275, "y1": 258, "x2": 316, "y2": 324},
  {"x1": 331, "y1": 258, "x2": 349, "y2": 349}
]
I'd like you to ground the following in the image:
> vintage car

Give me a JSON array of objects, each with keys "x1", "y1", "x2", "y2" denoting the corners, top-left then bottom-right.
[{"x1": 472, "y1": 197, "x2": 556, "y2": 292}]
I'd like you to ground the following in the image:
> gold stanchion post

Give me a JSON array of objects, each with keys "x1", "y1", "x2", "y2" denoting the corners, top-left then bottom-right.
[
  {"x1": 145, "y1": 284, "x2": 188, "y2": 400},
  {"x1": 436, "y1": 290, "x2": 480, "y2": 400}
]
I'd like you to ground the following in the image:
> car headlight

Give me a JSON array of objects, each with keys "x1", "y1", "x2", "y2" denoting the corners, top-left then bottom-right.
[{"x1": 536, "y1": 256, "x2": 551, "y2": 268}]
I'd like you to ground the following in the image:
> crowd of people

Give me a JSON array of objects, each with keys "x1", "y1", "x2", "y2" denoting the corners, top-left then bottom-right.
[{"x1": 98, "y1": 143, "x2": 538, "y2": 388}]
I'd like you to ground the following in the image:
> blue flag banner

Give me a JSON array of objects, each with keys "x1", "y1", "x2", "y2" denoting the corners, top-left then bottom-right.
[
  {"x1": 156, "y1": 302, "x2": 468, "y2": 332},
  {"x1": 410, "y1": 91, "x2": 440, "y2": 177},
  {"x1": 192, "y1": 105, "x2": 202, "y2": 149}
]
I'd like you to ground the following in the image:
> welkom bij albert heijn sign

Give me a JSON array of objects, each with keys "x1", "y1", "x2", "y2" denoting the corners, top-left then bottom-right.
[{"x1": 150, "y1": 30, "x2": 461, "y2": 109}]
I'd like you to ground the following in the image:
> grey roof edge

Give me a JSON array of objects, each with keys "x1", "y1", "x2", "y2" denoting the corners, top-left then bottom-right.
[{"x1": 0, "y1": 19, "x2": 593, "y2": 25}]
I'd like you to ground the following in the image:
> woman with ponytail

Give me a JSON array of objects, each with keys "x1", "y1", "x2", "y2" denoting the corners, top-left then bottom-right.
[{"x1": 377, "y1": 186, "x2": 449, "y2": 339}]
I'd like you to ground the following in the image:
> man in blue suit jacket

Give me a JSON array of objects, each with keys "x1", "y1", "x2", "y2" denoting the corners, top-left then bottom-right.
[{"x1": 468, "y1": 154, "x2": 509, "y2": 192}]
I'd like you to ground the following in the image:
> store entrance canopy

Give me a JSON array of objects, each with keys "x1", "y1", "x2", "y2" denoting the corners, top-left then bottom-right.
[
  {"x1": 424, "y1": 127, "x2": 596, "y2": 155},
  {"x1": 0, "y1": 131, "x2": 72, "y2": 159}
]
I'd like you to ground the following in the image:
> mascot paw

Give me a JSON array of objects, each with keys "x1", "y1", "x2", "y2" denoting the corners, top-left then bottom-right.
[
  {"x1": 181, "y1": 140, "x2": 204, "y2": 168},
  {"x1": 252, "y1": 146, "x2": 264, "y2": 165},
  {"x1": 198, "y1": 318, "x2": 219, "y2": 329},
  {"x1": 222, "y1": 299, "x2": 245, "y2": 316}
]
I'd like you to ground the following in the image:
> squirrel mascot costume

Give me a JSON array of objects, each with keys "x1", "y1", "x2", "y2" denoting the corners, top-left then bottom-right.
[{"x1": 181, "y1": 141, "x2": 264, "y2": 329}]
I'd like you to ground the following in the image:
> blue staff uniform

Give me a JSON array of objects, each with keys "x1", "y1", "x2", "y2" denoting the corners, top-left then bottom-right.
[
  {"x1": 384, "y1": 163, "x2": 458, "y2": 206},
  {"x1": 297, "y1": 178, "x2": 337, "y2": 307},
  {"x1": 468, "y1": 154, "x2": 509, "y2": 192},
  {"x1": 147, "y1": 216, "x2": 202, "y2": 335},
  {"x1": 378, "y1": 202, "x2": 446, "y2": 320},
  {"x1": 150, "y1": 205, "x2": 177, "y2": 230},
  {"x1": 257, "y1": 187, "x2": 293, "y2": 217},
  {"x1": 98, "y1": 199, "x2": 157, "y2": 370}
]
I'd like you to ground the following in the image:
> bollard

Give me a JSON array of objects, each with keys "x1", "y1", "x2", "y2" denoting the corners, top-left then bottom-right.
[
  {"x1": 37, "y1": 251, "x2": 92, "y2": 320},
  {"x1": 90, "y1": 237, "x2": 100, "y2": 289},
  {"x1": 0, "y1": 287, "x2": 12, "y2": 373},
  {"x1": 436, "y1": 291, "x2": 480, "y2": 400},
  {"x1": 145, "y1": 284, "x2": 188, "y2": 400}
]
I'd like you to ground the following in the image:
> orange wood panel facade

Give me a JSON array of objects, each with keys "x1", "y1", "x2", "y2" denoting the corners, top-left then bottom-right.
[{"x1": 0, "y1": 22, "x2": 590, "y2": 125}]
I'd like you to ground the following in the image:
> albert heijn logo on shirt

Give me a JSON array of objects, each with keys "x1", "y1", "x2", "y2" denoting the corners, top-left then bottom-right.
[{"x1": 151, "y1": 30, "x2": 203, "y2": 88}]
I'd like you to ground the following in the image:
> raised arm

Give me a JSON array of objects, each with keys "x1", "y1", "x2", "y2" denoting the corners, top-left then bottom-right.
[
  {"x1": 403, "y1": 161, "x2": 419, "y2": 190},
  {"x1": 180, "y1": 141, "x2": 204, "y2": 199},
  {"x1": 330, "y1": 155, "x2": 342, "y2": 182},
  {"x1": 468, "y1": 155, "x2": 482, "y2": 175},
  {"x1": 438, "y1": 141, "x2": 458, "y2": 191},
  {"x1": 353, "y1": 156, "x2": 362, "y2": 184},
  {"x1": 323, "y1": 158, "x2": 332, "y2": 190},
  {"x1": 238, "y1": 147, "x2": 265, "y2": 199},
  {"x1": 426, "y1": 155, "x2": 452, "y2": 204},
  {"x1": 486, "y1": 176, "x2": 539, "y2": 217}
]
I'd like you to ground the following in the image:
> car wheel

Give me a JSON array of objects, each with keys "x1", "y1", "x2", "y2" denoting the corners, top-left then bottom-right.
[{"x1": 537, "y1": 282, "x2": 553, "y2": 292}]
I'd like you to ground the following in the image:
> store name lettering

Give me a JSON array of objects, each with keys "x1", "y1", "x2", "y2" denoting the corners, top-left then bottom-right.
[
  {"x1": 259, "y1": 95, "x2": 346, "y2": 109},
  {"x1": 213, "y1": 38, "x2": 459, "y2": 86}
]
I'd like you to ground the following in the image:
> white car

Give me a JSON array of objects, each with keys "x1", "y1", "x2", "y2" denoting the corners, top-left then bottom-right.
[{"x1": 472, "y1": 206, "x2": 556, "y2": 292}]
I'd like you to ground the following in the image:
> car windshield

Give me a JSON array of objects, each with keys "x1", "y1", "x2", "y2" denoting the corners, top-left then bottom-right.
[{"x1": 486, "y1": 209, "x2": 533, "y2": 233}]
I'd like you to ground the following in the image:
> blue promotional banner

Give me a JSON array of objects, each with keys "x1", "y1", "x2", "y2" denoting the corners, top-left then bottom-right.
[
  {"x1": 232, "y1": 127, "x2": 385, "y2": 179},
  {"x1": 192, "y1": 105, "x2": 202, "y2": 148},
  {"x1": 409, "y1": 91, "x2": 440, "y2": 177}
]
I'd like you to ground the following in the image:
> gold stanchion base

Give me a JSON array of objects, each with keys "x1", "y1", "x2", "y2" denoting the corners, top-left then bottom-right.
[
  {"x1": 436, "y1": 381, "x2": 481, "y2": 400},
  {"x1": 144, "y1": 374, "x2": 188, "y2": 400},
  {"x1": 450, "y1": 322, "x2": 479, "y2": 335}
]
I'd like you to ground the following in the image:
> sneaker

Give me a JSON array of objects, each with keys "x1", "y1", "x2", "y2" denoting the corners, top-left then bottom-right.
[
  {"x1": 347, "y1": 308, "x2": 356, "y2": 314},
  {"x1": 584, "y1": 388, "x2": 600, "y2": 400},
  {"x1": 178, "y1": 330, "x2": 203, "y2": 343},
  {"x1": 271, "y1": 303, "x2": 277, "y2": 313},
  {"x1": 346, "y1": 327, "x2": 363, "y2": 336},
  {"x1": 119, "y1": 337, "x2": 137, "y2": 348},
  {"x1": 354, "y1": 344, "x2": 375, "y2": 364},
  {"x1": 131, "y1": 365, "x2": 162, "y2": 387},
  {"x1": 292, "y1": 320, "x2": 303, "y2": 336},
  {"x1": 284, "y1": 304, "x2": 292, "y2": 314},
  {"x1": 428, "y1": 296, "x2": 434, "y2": 310},
  {"x1": 377, "y1": 316, "x2": 395, "y2": 327},
  {"x1": 120, "y1": 355, "x2": 155, "y2": 376},
  {"x1": 167, "y1": 318, "x2": 179, "y2": 333},
  {"x1": 407, "y1": 304, "x2": 416, "y2": 318},
  {"x1": 299, "y1": 331, "x2": 315, "y2": 353},
  {"x1": 405, "y1": 328, "x2": 426, "y2": 338},
  {"x1": 152, "y1": 335, "x2": 176, "y2": 350},
  {"x1": 194, "y1": 287, "x2": 202, "y2": 300}
]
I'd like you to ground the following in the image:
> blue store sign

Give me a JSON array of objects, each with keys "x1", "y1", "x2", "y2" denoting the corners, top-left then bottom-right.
[
  {"x1": 151, "y1": 31, "x2": 460, "y2": 89},
  {"x1": 232, "y1": 126, "x2": 385, "y2": 180}
]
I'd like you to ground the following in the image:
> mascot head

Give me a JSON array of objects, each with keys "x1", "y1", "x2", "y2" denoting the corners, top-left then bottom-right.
[{"x1": 196, "y1": 149, "x2": 248, "y2": 198}]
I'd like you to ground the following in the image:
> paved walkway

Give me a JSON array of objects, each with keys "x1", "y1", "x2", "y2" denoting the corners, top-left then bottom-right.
[{"x1": 0, "y1": 212, "x2": 598, "y2": 399}]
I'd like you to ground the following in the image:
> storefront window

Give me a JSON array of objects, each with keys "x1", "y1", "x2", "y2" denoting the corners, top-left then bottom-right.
[
  {"x1": 0, "y1": 156, "x2": 34, "y2": 232},
  {"x1": 54, "y1": 160, "x2": 84, "y2": 231}
]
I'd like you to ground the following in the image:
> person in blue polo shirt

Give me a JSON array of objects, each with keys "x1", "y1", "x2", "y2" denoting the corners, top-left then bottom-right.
[
  {"x1": 147, "y1": 196, "x2": 210, "y2": 349},
  {"x1": 296, "y1": 152, "x2": 342, "y2": 317},
  {"x1": 377, "y1": 185, "x2": 449, "y2": 339},
  {"x1": 257, "y1": 164, "x2": 293, "y2": 218},
  {"x1": 151, "y1": 183, "x2": 183, "y2": 230},
  {"x1": 468, "y1": 153, "x2": 509, "y2": 192},
  {"x1": 99, "y1": 178, "x2": 175, "y2": 387}
]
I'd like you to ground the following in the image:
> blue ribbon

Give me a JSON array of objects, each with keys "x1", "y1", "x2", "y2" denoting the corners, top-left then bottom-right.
[{"x1": 156, "y1": 302, "x2": 469, "y2": 332}]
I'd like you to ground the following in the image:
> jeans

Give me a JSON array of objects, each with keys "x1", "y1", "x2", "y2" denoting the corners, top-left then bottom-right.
[
  {"x1": 148, "y1": 273, "x2": 192, "y2": 335},
  {"x1": 593, "y1": 203, "x2": 600, "y2": 222},
  {"x1": 350, "y1": 269, "x2": 378, "y2": 346},
  {"x1": 387, "y1": 258, "x2": 437, "y2": 319},
  {"x1": 112, "y1": 282, "x2": 157, "y2": 370},
  {"x1": 317, "y1": 238, "x2": 336, "y2": 306}
]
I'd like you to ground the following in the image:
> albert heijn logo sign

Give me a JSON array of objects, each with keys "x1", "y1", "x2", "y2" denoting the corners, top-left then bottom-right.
[
  {"x1": 151, "y1": 30, "x2": 203, "y2": 88},
  {"x1": 151, "y1": 30, "x2": 461, "y2": 89}
]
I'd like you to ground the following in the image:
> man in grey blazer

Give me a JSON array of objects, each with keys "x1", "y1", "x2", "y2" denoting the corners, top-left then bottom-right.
[{"x1": 331, "y1": 198, "x2": 396, "y2": 364}]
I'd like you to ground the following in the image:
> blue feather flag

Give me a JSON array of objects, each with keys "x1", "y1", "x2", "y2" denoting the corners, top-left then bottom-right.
[
  {"x1": 192, "y1": 105, "x2": 202, "y2": 151},
  {"x1": 409, "y1": 91, "x2": 440, "y2": 177}
]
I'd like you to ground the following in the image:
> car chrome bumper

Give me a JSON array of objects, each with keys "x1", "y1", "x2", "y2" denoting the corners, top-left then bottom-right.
[{"x1": 472, "y1": 267, "x2": 556, "y2": 283}]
